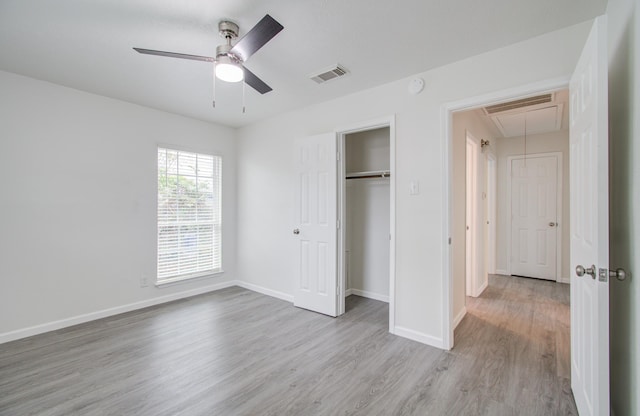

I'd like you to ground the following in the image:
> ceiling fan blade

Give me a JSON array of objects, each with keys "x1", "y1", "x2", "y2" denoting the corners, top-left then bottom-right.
[
  {"x1": 230, "y1": 14, "x2": 283, "y2": 62},
  {"x1": 243, "y1": 66, "x2": 272, "y2": 94},
  {"x1": 133, "y1": 48, "x2": 214, "y2": 63}
]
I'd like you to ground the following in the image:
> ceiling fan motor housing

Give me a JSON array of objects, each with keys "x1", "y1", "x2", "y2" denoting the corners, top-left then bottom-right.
[{"x1": 216, "y1": 44, "x2": 241, "y2": 63}]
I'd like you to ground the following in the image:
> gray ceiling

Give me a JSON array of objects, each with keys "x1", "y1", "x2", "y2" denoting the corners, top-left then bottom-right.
[{"x1": 0, "y1": 0, "x2": 607, "y2": 128}]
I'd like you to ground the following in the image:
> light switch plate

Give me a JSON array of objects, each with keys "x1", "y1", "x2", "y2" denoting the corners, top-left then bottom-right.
[{"x1": 410, "y1": 181, "x2": 420, "y2": 195}]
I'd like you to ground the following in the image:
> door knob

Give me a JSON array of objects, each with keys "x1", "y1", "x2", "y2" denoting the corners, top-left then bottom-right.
[
  {"x1": 293, "y1": 228, "x2": 300, "y2": 235},
  {"x1": 576, "y1": 264, "x2": 596, "y2": 279},
  {"x1": 549, "y1": 222, "x2": 557, "y2": 227},
  {"x1": 608, "y1": 268, "x2": 627, "y2": 281}
]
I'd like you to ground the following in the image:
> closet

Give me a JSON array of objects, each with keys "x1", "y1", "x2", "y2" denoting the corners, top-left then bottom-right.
[{"x1": 344, "y1": 127, "x2": 391, "y2": 303}]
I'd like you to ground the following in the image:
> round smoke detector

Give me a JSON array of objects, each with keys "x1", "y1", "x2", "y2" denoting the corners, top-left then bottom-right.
[{"x1": 408, "y1": 78, "x2": 425, "y2": 95}]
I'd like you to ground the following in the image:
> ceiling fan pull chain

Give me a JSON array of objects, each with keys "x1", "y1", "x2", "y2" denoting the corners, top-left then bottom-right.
[
  {"x1": 242, "y1": 79, "x2": 246, "y2": 114},
  {"x1": 212, "y1": 62, "x2": 216, "y2": 108}
]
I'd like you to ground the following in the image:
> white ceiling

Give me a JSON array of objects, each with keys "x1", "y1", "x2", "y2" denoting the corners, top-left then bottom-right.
[{"x1": 0, "y1": 0, "x2": 607, "y2": 128}]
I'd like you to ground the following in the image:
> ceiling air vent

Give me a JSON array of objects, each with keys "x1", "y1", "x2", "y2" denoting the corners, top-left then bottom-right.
[
  {"x1": 483, "y1": 93, "x2": 553, "y2": 115},
  {"x1": 309, "y1": 64, "x2": 349, "y2": 84}
]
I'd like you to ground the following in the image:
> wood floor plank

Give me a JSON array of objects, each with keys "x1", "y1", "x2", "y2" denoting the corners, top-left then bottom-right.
[{"x1": 0, "y1": 275, "x2": 576, "y2": 415}]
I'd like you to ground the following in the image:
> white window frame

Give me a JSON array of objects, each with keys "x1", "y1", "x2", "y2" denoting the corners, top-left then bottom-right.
[{"x1": 157, "y1": 146, "x2": 223, "y2": 285}]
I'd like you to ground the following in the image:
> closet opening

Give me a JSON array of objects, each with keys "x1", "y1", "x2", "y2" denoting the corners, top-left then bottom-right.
[{"x1": 336, "y1": 119, "x2": 395, "y2": 331}]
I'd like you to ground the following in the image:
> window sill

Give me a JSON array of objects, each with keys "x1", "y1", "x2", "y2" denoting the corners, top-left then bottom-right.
[{"x1": 155, "y1": 270, "x2": 224, "y2": 288}]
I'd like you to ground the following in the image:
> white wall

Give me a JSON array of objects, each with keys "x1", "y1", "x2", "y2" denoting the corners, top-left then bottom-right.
[
  {"x1": 494, "y1": 130, "x2": 570, "y2": 281},
  {"x1": 236, "y1": 21, "x2": 592, "y2": 346},
  {"x1": 607, "y1": 0, "x2": 639, "y2": 414},
  {"x1": 345, "y1": 128, "x2": 390, "y2": 300},
  {"x1": 451, "y1": 110, "x2": 497, "y2": 324},
  {"x1": 0, "y1": 70, "x2": 237, "y2": 339}
]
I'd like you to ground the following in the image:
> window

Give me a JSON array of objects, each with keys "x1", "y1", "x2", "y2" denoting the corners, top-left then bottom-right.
[{"x1": 157, "y1": 147, "x2": 222, "y2": 284}]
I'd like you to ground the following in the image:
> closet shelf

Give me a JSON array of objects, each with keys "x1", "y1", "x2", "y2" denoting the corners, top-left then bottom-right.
[{"x1": 346, "y1": 170, "x2": 391, "y2": 180}]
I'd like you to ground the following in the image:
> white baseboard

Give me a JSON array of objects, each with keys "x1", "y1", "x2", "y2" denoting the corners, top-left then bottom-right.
[
  {"x1": 453, "y1": 307, "x2": 467, "y2": 329},
  {"x1": 392, "y1": 326, "x2": 444, "y2": 349},
  {"x1": 0, "y1": 280, "x2": 237, "y2": 344},
  {"x1": 345, "y1": 288, "x2": 389, "y2": 303},
  {"x1": 235, "y1": 281, "x2": 294, "y2": 303},
  {"x1": 495, "y1": 269, "x2": 509, "y2": 276},
  {"x1": 472, "y1": 279, "x2": 489, "y2": 297},
  {"x1": 557, "y1": 276, "x2": 571, "y2": 284}
]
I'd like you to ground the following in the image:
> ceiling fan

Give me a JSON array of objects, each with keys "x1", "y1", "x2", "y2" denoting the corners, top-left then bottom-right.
[{"x1": 133, "y1": 14, "x2": 283, "y2": 95}]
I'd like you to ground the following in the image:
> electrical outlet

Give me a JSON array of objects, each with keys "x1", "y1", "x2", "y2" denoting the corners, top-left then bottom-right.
[{"x1": 140, "y1": 273, "x2": 149, "y2": 288}]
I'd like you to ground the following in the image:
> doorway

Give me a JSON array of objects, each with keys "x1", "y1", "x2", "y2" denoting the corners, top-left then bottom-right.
[
  {"x1": 507, "y1": 153, "x2": 563, "y2": 281},
  {"x1": 442, "y1": 79, "x2": 572, "y2": 349},
  {"x1": 292, "y1": 117, "x2": 396, "y2": 328},
  {"x1": 343, "y1": 127, "x2": 391, "y2": 305},
  {"x1": 337, "y1": 117, "x2": 396, "y2": 330}
]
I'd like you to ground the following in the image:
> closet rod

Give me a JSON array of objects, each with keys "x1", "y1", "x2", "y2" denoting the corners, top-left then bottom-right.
[{"x1": 346, "y1": 171, "x2": 391, "y2": 180}]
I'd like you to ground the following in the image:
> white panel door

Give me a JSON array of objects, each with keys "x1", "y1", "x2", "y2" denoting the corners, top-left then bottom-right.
[
  {"x1": 293, "y1": 133, "x2": 338, "y2": 317},
  {"x1": 510, "y1": 155, "x2": 558, "y2": 280},
  {"x1": 570, "y1": 16, "x2": 610, "y2": 416}
]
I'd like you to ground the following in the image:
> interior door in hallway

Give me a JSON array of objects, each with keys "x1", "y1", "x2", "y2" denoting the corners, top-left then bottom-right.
[
  {"x1": 293, "y1": 133, "x2": 338, "y2": 317},
  {"x1": 569, "y1": 16, "x2": 610, "y2": 416},
  {"x1": 510, "y1": 154, "x2": 559, "y2": 280}
]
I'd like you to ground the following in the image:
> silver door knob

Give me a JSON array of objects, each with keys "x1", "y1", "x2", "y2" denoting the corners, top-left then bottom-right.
[
  {"x1": 576, "y1": 264, "x2": 596, "y2": 279},
  {"x1": 608, "y1": 268, "x2": 627, "y2": 281},
  {"x1": 293, "y1": 228, "x2": 300, "y2": 235},
  {"x1": 549, "y1": 222, "x2": 557, "y2": 227}
]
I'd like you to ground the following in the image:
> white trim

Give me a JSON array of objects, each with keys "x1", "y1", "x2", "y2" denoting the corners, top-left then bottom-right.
[
  {"x1": 558, "y1": 276, "x2": 571, "y2": 284},
  {"x1": 0, "y1": 280, "x2": 237, "y2": 344},
  {"x1": 235, "y1": 281, "x2": 294, "y2": 303},
  {"x1": 441, "y1": 102, "x2": 454, "y2": 350},
  {"x1": 393, "y1": 326, "x2": 444, "y2": 349},
  {"x1": 487, "y1": 154, "x2": 497, "y2": 275},
  {"x1": 441, "y1": 77, "x2": 570, "y2": 350},
  {"x1": 156, "y1": 142, "x2": 226, "y2": 159},
  {"x1": 155, "y1": 269, "x2": 224, "y2": 287},
  {"x1": 453, "y1": 307, "x2": 467, "y2": 329},
  {"x1": 338, "y1": 135, "x2": 346, "y2": 315},
  {"x1": 335, "y1": 115, "x2": 396, "y2": 334},
  {"x1": 474, "y1": 278, "x2": 489, "y2": 297},
  {"x1": 506, "y1": 152, "x2": 563, "y2": 282},
  {"x1": 389, "y1": 117, "x2": 396, "y2": 334},
  {"x1": 465, "y1": 133, "x2": 480, "y2": 298},
  {"x1": 346, "y1": 289, "x2": 389, "y2": 303},
  {"x1": 495, "y1": 269, "x2": 509, "y2": 276}
]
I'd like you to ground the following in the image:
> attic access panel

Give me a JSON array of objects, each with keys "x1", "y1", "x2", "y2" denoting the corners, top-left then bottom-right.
[{"x1": 492, "y1": 105, "x2": 564, "y2": 138}]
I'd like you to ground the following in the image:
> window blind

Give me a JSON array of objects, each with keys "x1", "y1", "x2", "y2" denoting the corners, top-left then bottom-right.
[{"x1": 157, "y1": 148, "x2": 222, "y2": 283}]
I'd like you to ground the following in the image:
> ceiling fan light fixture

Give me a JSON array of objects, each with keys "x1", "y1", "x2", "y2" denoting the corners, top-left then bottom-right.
[{"x1": 215, "y1": 56, "x2": 244, "y2": 83}]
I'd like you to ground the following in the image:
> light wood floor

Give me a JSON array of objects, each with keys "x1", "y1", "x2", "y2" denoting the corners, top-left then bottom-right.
[{"x1": 0, "y1": 275, "x2": 575, "y2": 415}]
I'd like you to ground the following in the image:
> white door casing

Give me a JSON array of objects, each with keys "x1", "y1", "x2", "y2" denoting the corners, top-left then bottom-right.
[
  {"x1": 487, "y1": 155, "x2": 497, "y2": 275},
  {"x1": 570, "y1": 16, "x2": 610, "y2": 416},
  {"x1": 509, "y1": 154, "x2": 559, "y2": 281},
  {"x1": 443, "y1": 78, "x2": 572, "y2": 350},
  {"x1": 465, "y1": 136, "x2": 478, "y2": 296},
  {"x1": 293, "y1": 133, "x2": 338, "y2": 317}
]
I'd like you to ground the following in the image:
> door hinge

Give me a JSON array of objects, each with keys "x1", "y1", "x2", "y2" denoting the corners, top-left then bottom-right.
[
  {"x1": 337, "y1": 152, "x2": 340, "y2": 161},
  {"x1": 337, "y1": 219, "x2": 340, "y2": 229},
  {"x1": 448, "y1": 237, "x2": 452, "y2": 245}
]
